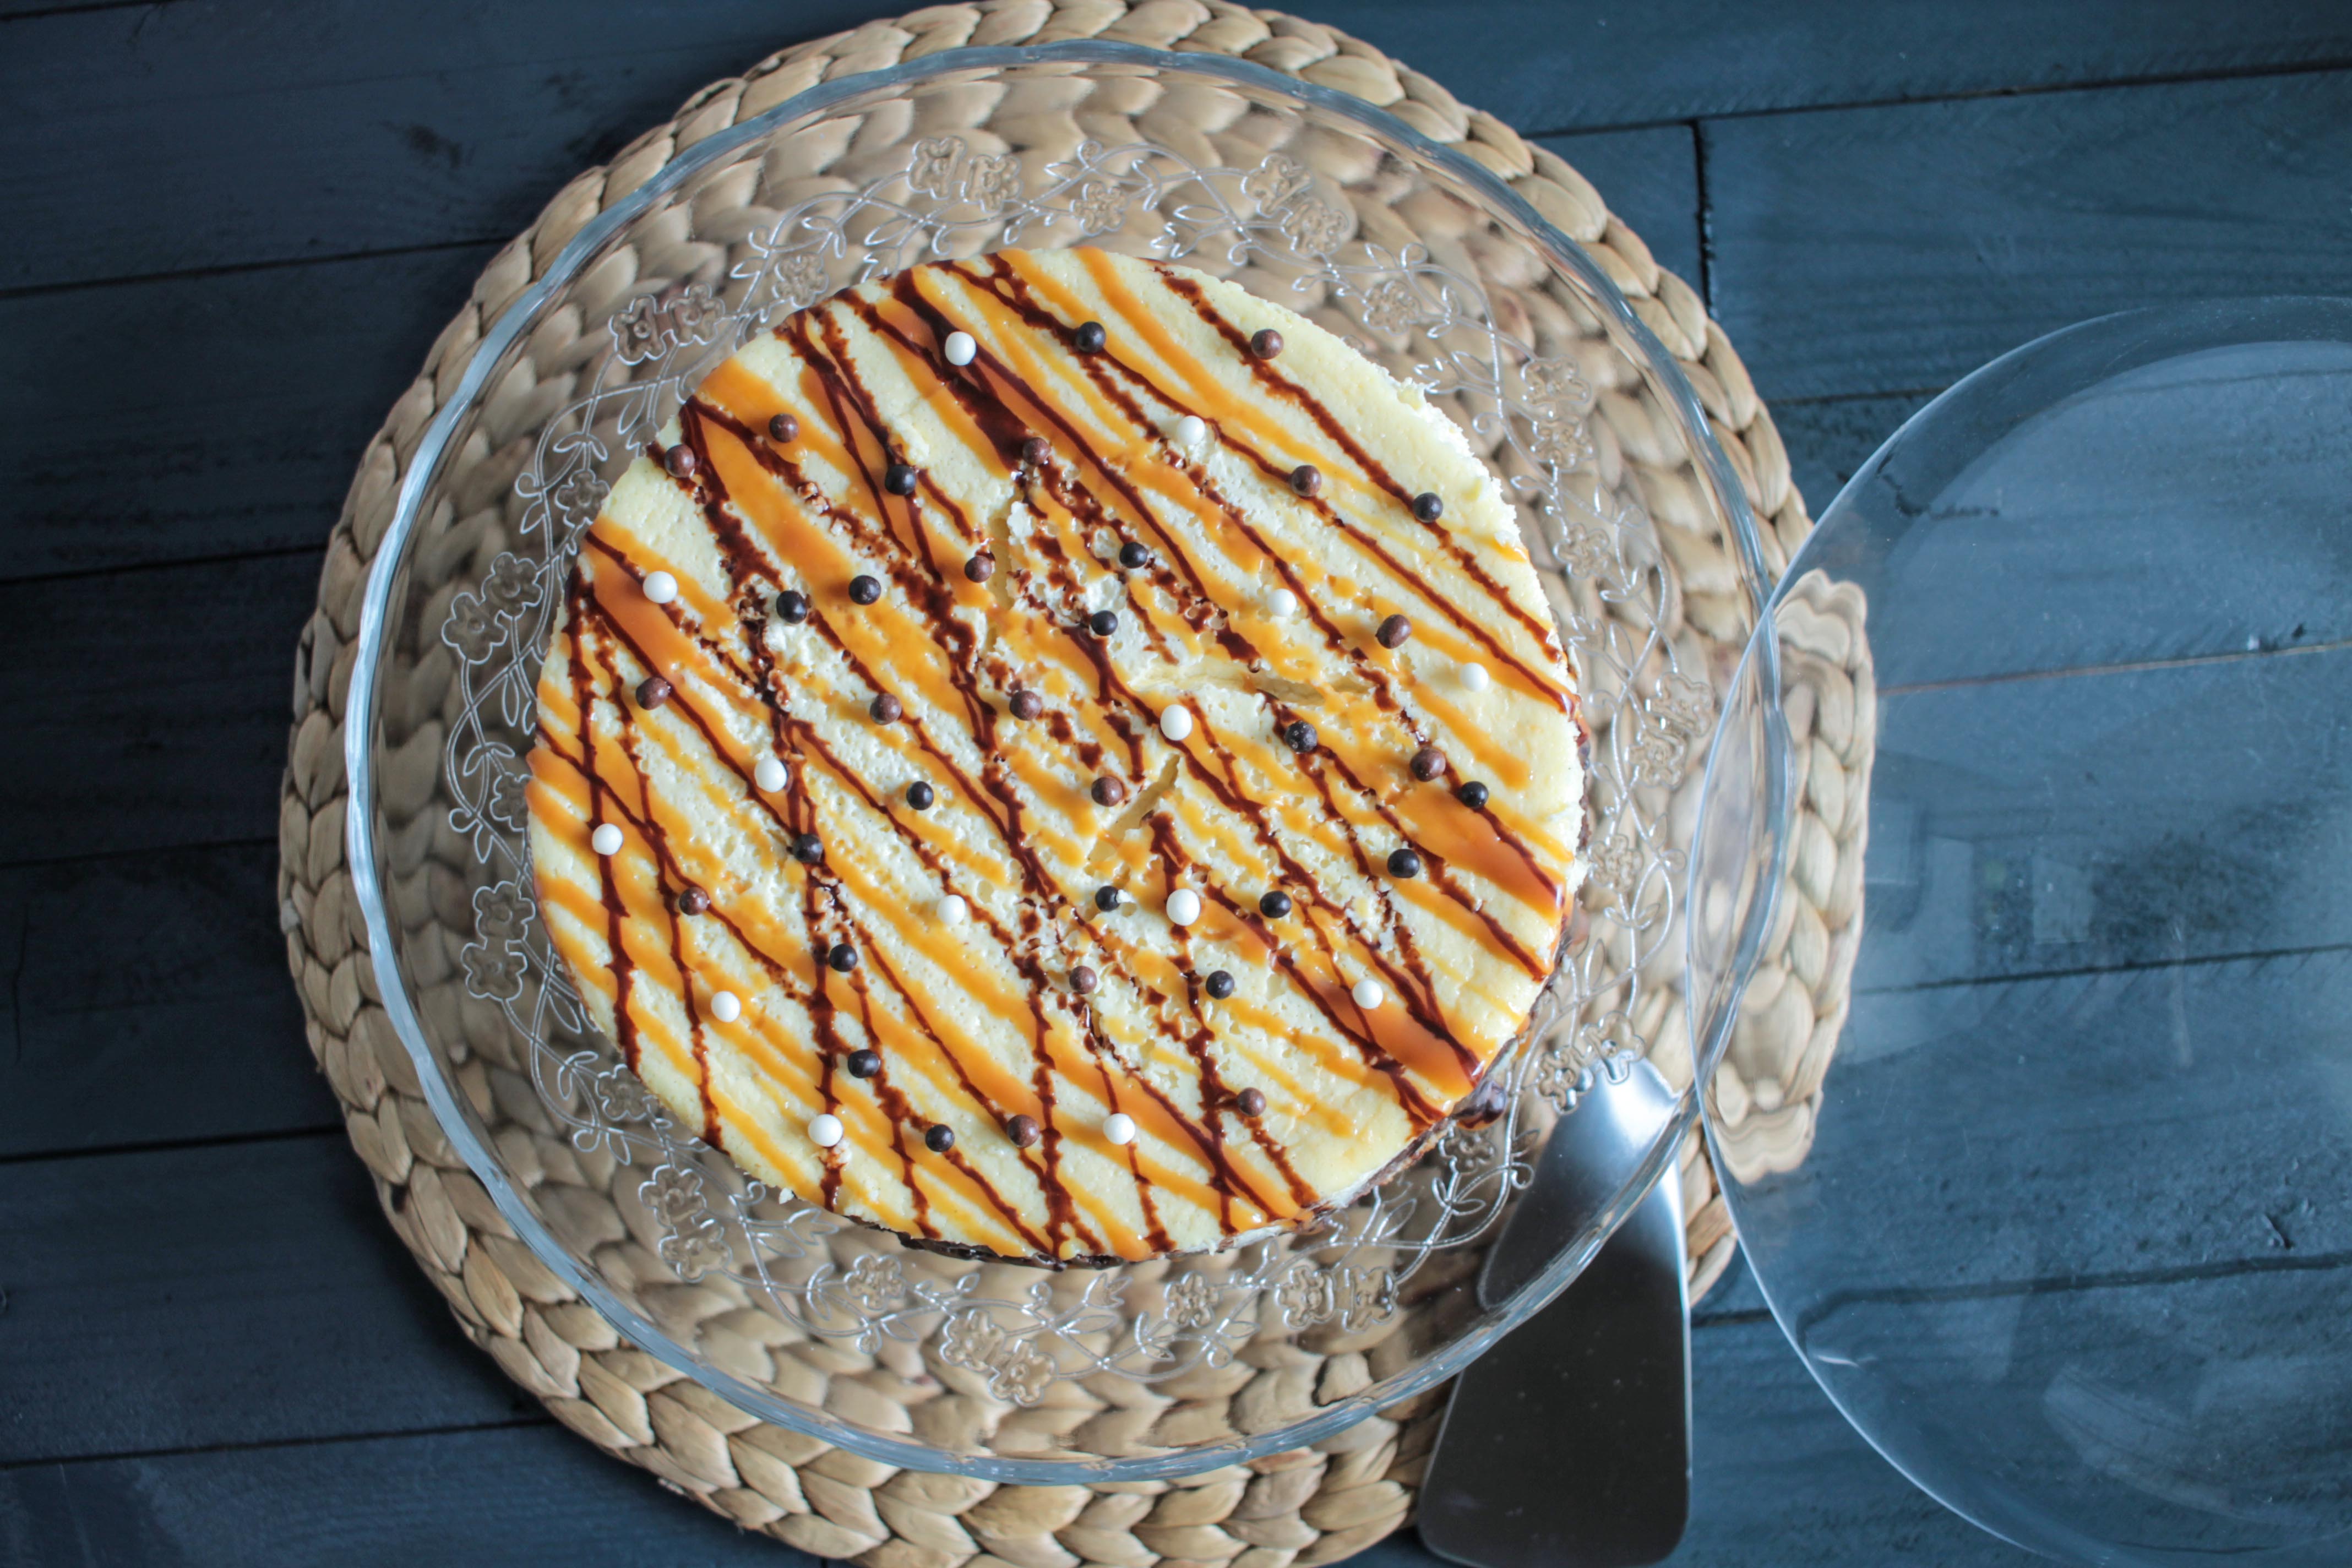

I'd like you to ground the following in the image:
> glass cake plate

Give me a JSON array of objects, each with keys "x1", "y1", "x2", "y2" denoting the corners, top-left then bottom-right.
[{"x1": 346, "y1": 41, "x2": 1775, "y2": 1481}]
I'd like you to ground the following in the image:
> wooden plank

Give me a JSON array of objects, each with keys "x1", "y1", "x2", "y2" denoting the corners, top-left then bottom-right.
[
  {"x1": 2, "y1": 244, "x2": 497, "y2": 582},
  {"x1": 0, "y1": 1134, "x2": 526, "y2": 1464},
  {"x1": 0, "y1": 1422, "x2": 809, "y2": 1566},
  {"x1": 0, "y1": 1282, "x2": 2022, "y2": 1567},
  {"x1": 1300, "y1": 0, "x2": 2352, "y2": 136},
  {"x1": 1861, "y1": 649, "x2": 2352, "y2": 986},
  {"x1": 9, "y1": 2, "x2": 2352, "y2": 292},
  {"x1": 1536, "y1": 126, "x2": 1702, "y2": 290},
  {"x1": 1765, "y1": 393, "x2": 1932, "y2": 522},
  {"x1": 0, "y1": 0, "x2": 923, "y2": 292},
  {"x1": 0, "y1": 841, "x2": 334, "y2": 1160},
  {"x1": 1777, "y1": 949, "x2": 2352, "y2": 1298},
  {"x1": 1706, "y1": 70, "x2": 2352, "y2": 401},
  {"x1": 0, "y1": 549, "x2": 319, "y2": 866}
]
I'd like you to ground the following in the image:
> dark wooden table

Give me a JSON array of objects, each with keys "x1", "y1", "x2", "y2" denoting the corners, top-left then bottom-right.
[{"x1": 5, "y1": 3, "x2": 2350, "y2": 1561}]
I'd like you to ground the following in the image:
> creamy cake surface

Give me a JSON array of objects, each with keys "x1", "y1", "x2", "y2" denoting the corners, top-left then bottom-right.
[{"x1": 526, "y1": 247, "x2": 1586, "y2": 1263}]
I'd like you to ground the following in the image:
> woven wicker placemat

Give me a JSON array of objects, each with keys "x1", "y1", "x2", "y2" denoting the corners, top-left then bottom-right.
[{"x1": 277, "y1": 2, "x2": 1857, "y2": 1558}]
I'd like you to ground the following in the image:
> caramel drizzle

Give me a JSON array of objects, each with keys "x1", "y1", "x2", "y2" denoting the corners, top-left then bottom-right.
[{"x1": 531, "y1": 251, "x2": 1582, "y2": 1258}]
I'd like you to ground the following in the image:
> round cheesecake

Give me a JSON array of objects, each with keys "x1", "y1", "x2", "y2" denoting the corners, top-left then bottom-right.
[{"x1": 526, "y1": 246, "x2": 1586, "y2": 1264}]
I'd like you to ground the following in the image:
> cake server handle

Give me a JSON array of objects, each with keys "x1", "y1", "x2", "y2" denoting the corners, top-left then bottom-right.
[{"x1": 1418, "y1": 1062, "x2": 1691, "y2": 1568}]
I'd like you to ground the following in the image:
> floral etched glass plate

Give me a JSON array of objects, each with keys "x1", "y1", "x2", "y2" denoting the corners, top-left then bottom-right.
[{"x1": 346, "y1": 42, "x2": 1776, "y2": 1480}]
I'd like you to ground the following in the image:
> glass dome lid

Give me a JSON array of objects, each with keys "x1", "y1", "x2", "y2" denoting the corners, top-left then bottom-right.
[{"x1": 1698, "y1": 296, "x2": 2352, "y2": 1564}]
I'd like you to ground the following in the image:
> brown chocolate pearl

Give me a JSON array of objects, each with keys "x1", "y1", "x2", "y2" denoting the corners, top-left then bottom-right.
[
  {"x1": 1021, "y1": 435, "x2": 1049, "y2": 466},
  {"x1": 848, "y1": 575, "x2": 883, "y2": 605},
  {"x1": 663, "y1": 444, "x2": 698, "y2": 477},
  {"x1": 1250, "y1": 328, "x2": 1284, "y2": 360},
  {"x1": 924, "y1": 1124, "x2": 956, "y2": 1154},
  {"x1": 1070, "y1": 965, "x2": 1099, "y2": 995},
  {"x1": 674, "y1": 885, "x2": 711, "y2": 916},
  {"x1": 1411, "y1": 747, "x2": 1449, "y2": 781},
  {"x1": 826, "y1": 942, "x2": 858, "y2": 973},
  {"x1": 1074, "y1": 320, "x2": 1108, "y2": 353},
  {"x1": 1237, "y1": 1086, "x2": 1268, "y2": 1118},
  {"x1": 1288, "y1": 464, "x2": 1323, "y2": 498},
  {"x1": 1412, "y1": 491, "x2": 1444, "y2": 522},
  {"x1": 1006, "y1": 1113, "x2": 1041, "y2": 1148},
  {"x1": 846, "y1": 1048, "x2": 880, "y2": 1079},
  {"x1": 964, "y1": 553, "x2": 995, "y2": 582},
  {"x1": 1091, "y1": 776, "x2": 1128, "y2": 807},
  {"x1": 635, "y1": 675, "x2": 674, "y2": 709},
  {"x1": 768, "y1": 412, "x2": 800, "y2": 443},
  {"x1": 870, "y1": 693, "x2": 903, "y2": 723},
  {"x1": 1376, "y1": 614, "x2": 1413, "y2": 649},
  {"x1": 1009, "y1": 689, "x2": 1044, "y2": 720}
]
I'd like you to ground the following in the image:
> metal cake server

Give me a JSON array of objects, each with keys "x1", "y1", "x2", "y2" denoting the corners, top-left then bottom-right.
[{"x1": 1419, "y1": 1061, "x2": 1691, "y2": 1568}]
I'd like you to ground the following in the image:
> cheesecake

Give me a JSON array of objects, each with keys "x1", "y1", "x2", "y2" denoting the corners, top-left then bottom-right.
[{"x1": 526, "y1": 246, "x2": 1586, "y2": 1264}]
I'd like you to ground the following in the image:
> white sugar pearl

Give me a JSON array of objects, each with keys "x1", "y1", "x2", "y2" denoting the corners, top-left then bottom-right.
[
  {"x1": 940, "y1": 894, "x2": 969, "y2": 925},
  {"x1": 1267, "y1": 587, "x2": 1299, "y2": 618},
  {"x1": 1175, "y1": 415, "x2": 1207, "y2": 448},
  {"x1": 754, "y1": 756, "x2": 788, "y2": 793},
  {"x1": 1352, "y1": 977, "x2": 1386, "y2": 1009},
  {"x1": 709, "y1": 990, "x2": 742, "y2": 1023},
  {"x1": 590, "y1": 823, "x2": 624, "y2": 856},
  {"x1": 1104, "y1": 1113, "x2": 1138, "y2": 1146},
  {"x1": 1165, "y1": 889, "x2": 1202, "y2": 927},
  {"x1": 1159, "y1": 706, "x2": 1195, "y2": 742},
  {"x1": 944, "y1": 330, "x2": 977, "y2": 366},
  {"x1": 642, "y1": 570, "x2": 679, "y2": 605},
  {"x1": 808, "y1": 1113, "x2": 845, "y2": 1148},
  {"x1": 1461, "y1": 663, "x2": 1491, "y2": 693}
]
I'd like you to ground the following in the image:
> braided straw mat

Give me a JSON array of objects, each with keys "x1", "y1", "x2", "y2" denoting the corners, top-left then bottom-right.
[{"x1": 276, "y1": 2, "x2": 1866, "y2": 1559}]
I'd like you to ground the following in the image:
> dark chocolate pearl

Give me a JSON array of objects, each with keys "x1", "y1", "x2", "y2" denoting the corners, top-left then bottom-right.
[
  {"x1": 870, "y1": 693, "x2": 903, "y2": 723},
  {"x1": 635, "y1": 675, "x2": 674, "y2": 709},
  {"x1": 884, "y1": 462, "x2": 919, "y2": 497},
  {"x1": 1088, "y1": 609, "x2": 1119, "y2": 637},
  {"x1": 905, "y1": 781, "x2": 935, "y2": 811},
  {"x1": 1456, "y1": 780, "x2": 1491, "y2": 810},
  {"x1": 827, "y1": 943, "x2": 858, "y2": 973},
  {"x1": 1118, "y1": 541, "x2": 1151, "y2": 570},
  {"x1": 1237, "y1": 1086, "x2": 1268, "y2": 1118},
  {"x1": 1288, "y1": 464, "x2": 1323, "y2": 498},
  {"x1": 790, "y1": 832, "x2": 824, "y2": 864},
  {"x1": 924, "y1": 1124, "x2": 956, "y2": 1154},
  {"x1": 1070, "y1": 965, "x2": 1099, "y2": 995},
  {"x1": 1009, "y1": 689, "x2": 1044, "y2": 720},
  {"x1": 1095, "y1": 885, "x2": 1123, "y2": 912},
  {"x1": 964, "y1": 553, "x2": 995, "y2": 583},
  {"x1": 675, "y1": 885, "x2": 711, "y2": 916},
  {"x1": 1377, "y1": 614, "x2": 1414, "y2": 649},
  {"x1": 1006, "y1": 1113, "x2": 1041, "y2": 1149},
  {"x1": 1412, "y1": 491, "x2": 1444, "y2": 522},
  {"x1": 848, "y1": 574, "x2": 883, "y2": 605},
  {"x1": 1283, "y1": 720, "x2": 1319, "y2": 755},
  {"x1": 1021, "y1": 435, "x2": 1050, "y2": 466},
  {"x1": 775, "y1": 589, "x2": 810, "y2": 624},
  {"x1": 1411, "y1": 747, "x2": 1449, "y2": 782},
  {"x1": 1250, "y1": 328, "x2": 1284, "y2": 360},
  {"x1": 1389, "y1": 847, "x2": 1423, "y2": 878},
  {"x1": 769, "y1": 412, "x2": 801, "y2": 443},
  {"x1": 1259, "y1": 890, "x2": 1293, "y2": 918},
  {"x1": 1091, "y1": 776, "x2": 1129, "y2": 808},
  {"x1": 1204, "y1": 970, "x2": 1235, "y2": 1000},
  {"x1": 846, "y1": 1048, "x2": 880, "y2": 1079},
  {"x1": 1074, "y1": 320, "x2": 1108, "y2": 353},
  {"x1": 663, "y1": 444, "x2": 698, "y2": 478}
]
